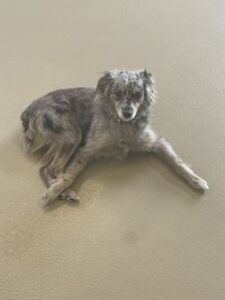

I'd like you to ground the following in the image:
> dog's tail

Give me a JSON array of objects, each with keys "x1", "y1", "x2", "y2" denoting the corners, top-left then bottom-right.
[
  {"x1": 20, "y1": 106, "x2": 34, "y2": 153},
  {"x1": 20, "y1": 104, "x2": 50, "y2": 158},
  {"x1": 20, "y1": 110, "x2": 38, "y2": 157},
  {"x1": 20, "y1": 107, "x2": 30, "y2": 132}
]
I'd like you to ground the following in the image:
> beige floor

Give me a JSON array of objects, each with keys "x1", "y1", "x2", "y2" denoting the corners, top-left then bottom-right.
[{"x1": 1, "y1": 1, "x2": 225, "y2": 299}]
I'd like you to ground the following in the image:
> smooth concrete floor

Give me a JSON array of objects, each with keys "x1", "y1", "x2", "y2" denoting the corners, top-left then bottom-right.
[{"x1": 1, "y1": 1, "x2": 225, "y2": 299}]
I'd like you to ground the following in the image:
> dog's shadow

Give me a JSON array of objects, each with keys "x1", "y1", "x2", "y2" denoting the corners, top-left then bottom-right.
[{"x1": 0, "y1": 130, "x2": 204, "y2": 212}]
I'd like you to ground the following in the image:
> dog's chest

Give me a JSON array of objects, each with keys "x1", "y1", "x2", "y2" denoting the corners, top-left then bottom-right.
[
  {"x1": 89, "y1": 121, "x2": 155, "y2": 160},
  {"x1": 108, "y1": 125, "x2": 144, "y2": 157}
]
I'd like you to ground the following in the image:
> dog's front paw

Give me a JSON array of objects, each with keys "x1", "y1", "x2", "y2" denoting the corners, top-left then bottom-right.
[
  {"x1": 58, "y1": 189, "x2": 80, "y2": 202},
  {"x1": 190, "y1": 176, "x2": 209, "y2": 192}
]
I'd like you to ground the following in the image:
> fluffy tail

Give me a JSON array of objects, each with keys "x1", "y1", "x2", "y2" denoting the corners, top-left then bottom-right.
[
  {"x1": 20, "y1": 106, "x2": 50, "y2": 158},
  {"x1": 20, "y1": 107, "x2": 35, "y2": 154}
]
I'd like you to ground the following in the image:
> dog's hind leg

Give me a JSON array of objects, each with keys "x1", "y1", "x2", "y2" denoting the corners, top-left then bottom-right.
[
  {"x1": 40, "y1": 161, "x2": 78, "y2": 202},
  {"x1": 41, "y1": 141, "x2": 82, "y2": 205},
  {"x1": 41, "y1": 148, "x2": 92, "y2": 207},
  {"x1": 40, "y1": 163, "x2": 54, "y2": 187}
]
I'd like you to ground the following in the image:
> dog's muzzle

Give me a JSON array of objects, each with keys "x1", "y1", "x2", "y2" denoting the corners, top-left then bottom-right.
[
  {"x1": 115, "y1": 102, "x2": 137, "y2": 122},
  {"x1": 122, "y1": 107, "x2": 133, "y2": 119}
]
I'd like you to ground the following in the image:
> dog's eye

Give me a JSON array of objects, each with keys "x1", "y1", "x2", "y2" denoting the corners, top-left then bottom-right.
[{"x1": 115, "y1": 90, "x2": 123, "y2": 99}]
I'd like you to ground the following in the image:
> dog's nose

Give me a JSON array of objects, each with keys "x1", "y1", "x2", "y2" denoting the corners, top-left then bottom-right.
[{"x1": 122, "y1": 108, "x2": 133, "y2": 119}]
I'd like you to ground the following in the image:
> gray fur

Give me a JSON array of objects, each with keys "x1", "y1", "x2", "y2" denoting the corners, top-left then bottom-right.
[{"x1": 20, "y1": 69, "x2": 208, "y2": 207}]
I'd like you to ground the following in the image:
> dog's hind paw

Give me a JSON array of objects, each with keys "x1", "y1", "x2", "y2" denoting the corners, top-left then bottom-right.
[{"x1": 58, "y1": 189, "x2": 80, "y2": 202}]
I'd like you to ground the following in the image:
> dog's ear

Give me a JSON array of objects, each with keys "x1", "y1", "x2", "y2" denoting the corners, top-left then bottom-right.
[
  {"x1": 141, "y1": 69, "x2": 152, "y2": 81},
  {"x1": 140, "y1": 69, "x2": 156, "y2": 105},
  {"x1": 96, "y1": 72, "x2": 113, "y2": 96}
]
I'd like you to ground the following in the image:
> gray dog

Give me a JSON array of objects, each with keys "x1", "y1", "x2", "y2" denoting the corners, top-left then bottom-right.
[{"x1": 20, "y1": 70, "x2": 208, "y2": 207}]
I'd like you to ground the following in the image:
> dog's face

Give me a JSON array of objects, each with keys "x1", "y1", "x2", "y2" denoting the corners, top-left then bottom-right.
[
  {"x1": 96, "y1": 70, "x2": 155, "y2": 122},
  {"x1": 111, "y1": 76, "x2": 144, "y2": 122}
]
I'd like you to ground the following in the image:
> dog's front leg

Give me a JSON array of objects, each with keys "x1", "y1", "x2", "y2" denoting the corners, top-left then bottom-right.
[
  {"x1": 152, "y1": 138, "x2": 209, "y2": 192},
  {"x1": 41, "y1": 149, "x2": 93, "y2": 207}
]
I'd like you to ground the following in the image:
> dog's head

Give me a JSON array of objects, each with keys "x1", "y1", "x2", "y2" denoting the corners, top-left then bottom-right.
[{"x1": 96, "y1": 70, "x2": 156, "y2": 122}]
